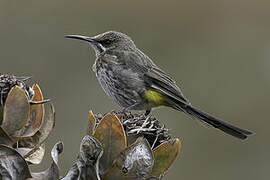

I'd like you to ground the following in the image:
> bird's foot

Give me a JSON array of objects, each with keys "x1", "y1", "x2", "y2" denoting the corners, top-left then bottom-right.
[
  {"x1": 144, "y1": 109, "x2": 151, "y2": 116},
  {"x1": 120, "y1": 107, "x2": 131, "y2": 115}
]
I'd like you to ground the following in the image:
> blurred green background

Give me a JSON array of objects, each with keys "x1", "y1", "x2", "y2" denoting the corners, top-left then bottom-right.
[{"x1": 0, "y1": 0, "x2": 269, "y2": 179}]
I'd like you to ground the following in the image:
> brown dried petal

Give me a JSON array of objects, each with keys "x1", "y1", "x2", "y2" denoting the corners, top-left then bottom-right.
[
  {"x1": 37, "y1": 103, "x2": 55, "y2": 144},
  {"x1": 21, "y1": 103, "x2": 55, "y2": 159},
  {"x1": 93, "y1": 113, "x2": 127, "y2": 174},
  {"x1": 2, "y1": 86, "x2": 30, "y2": 136},
  {"x1": 0, "y1": 127, "x2": 15, "y2": 146},
  {"x1": 13, "y1": 84, "x2": 45, "y2": 137},
  {"x1": 150, "y1": 138, "x2": 181, "y2": 177},
  {"x1": 87, "y1": 110, "x2": 97, "y2": 136}
]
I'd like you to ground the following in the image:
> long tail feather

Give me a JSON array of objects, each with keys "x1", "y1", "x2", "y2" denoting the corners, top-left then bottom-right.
[{"x1": 172, "y1": 101, "x2": 253, "y2": 139}]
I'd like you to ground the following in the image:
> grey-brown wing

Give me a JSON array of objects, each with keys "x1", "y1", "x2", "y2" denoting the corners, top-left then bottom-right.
[
  {"x1": 110, "y1": 50, "x2": 190, "y2": 105},
  {"x1": 145, "y1": 67, "x2": 190, "y2": 105}
]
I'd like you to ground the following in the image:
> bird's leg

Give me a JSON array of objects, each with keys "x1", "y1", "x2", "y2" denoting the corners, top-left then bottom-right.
[
  {"x1": 120, "y1": 107, "x2": 128, "y2": 115},
  {"x1": 145, "y1": 109, "x2": 151, "y2": 116},
  {"x1": 122, "y1": 102, "x2": 140, "y2": 113}
]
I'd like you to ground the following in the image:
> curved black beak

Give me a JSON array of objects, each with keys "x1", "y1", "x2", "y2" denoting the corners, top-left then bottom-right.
[{"x1": 65, "y1": 35, "x2": 94, "y2": 43}]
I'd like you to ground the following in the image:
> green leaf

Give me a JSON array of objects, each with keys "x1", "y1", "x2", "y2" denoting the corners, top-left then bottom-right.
[
  {"x1": 150, "y1": 138, "x2": 181, "y2": 177},
  {"x1": 93, "y1": 113, "x2": 127, "y2": 174}
]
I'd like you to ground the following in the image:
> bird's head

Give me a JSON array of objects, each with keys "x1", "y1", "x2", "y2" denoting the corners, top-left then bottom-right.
[{"x1": 66, "y1": 31, "x2": 136, "y2": 56}]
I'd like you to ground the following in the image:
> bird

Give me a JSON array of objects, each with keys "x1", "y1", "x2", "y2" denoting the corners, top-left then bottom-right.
[{"x1": 66, "y1": 31, "x2": 253, "y2": 140}]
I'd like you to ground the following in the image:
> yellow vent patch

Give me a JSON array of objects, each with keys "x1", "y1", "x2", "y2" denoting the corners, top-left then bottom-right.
[{"x1": 144, "y1": 89, "x2": 164, "y2": 105}]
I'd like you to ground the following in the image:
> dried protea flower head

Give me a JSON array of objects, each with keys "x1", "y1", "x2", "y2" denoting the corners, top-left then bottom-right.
[
  {"x1": 63, "y1": 110, "x2": 181, "y2": 180},
  {"x1": 95, "y1": 111, "x2": 172, "y2": 149},
  {"x1": 0, "y1": 74, "x2": 34, "y2": 106},
  {"x1": 0, "y1": 74, "x2": 62, "y2": 180},
  {"x1": 0, "y1": 74, "x2": 55, "y2": 166}
]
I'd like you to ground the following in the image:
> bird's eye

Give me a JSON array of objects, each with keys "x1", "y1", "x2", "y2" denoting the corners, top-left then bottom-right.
[{"x1": 103, "y1": 39, "x2": 112, "y2": 45}]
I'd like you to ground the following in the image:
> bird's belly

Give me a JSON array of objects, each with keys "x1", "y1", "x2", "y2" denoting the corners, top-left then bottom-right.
[{"x1": 96, "y1": 69, "x2": 141, "y2": 108}]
